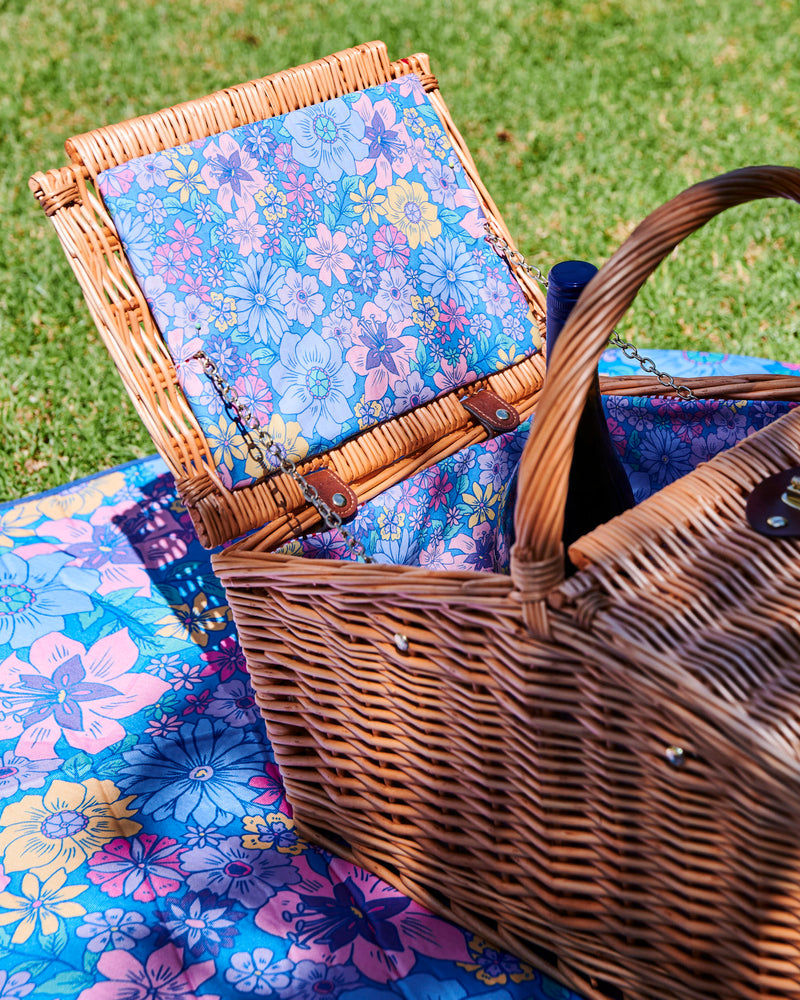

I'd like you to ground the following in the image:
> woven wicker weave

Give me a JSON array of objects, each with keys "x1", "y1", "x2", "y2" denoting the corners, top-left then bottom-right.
[{"x1": 31, "y1": 41, "x2": 800, "y2": 1000}]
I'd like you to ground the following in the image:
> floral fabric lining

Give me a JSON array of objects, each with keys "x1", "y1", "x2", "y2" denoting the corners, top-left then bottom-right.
[
  {"x1": 280, "y1": 395, "x2": 797, "y2": 570},
  {"x1": 97, "y1": 75, "x2": 538, "y2": 491}
]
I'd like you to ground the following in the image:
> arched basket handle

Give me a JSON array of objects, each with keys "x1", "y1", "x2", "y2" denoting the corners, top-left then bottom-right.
[{"x1": 510, "y1": 165, "x2": 800, "y2": 635}]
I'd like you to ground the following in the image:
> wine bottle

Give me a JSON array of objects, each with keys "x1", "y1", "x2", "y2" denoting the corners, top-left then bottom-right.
[{"x1": 545, "y1": 260, "x2": 634, "y2": 569}]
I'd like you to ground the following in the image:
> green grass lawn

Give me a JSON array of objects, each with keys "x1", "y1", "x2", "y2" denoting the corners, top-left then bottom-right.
[{"x1": 2, "y1": 0, "x2": 799, "y2": 500}]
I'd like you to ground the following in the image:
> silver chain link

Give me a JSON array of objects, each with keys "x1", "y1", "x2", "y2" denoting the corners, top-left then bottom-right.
[
  {"x1": 193, "y1": 351, "x2": 373, "y2": 563},
  {"x1": 484, "y1": 224, "x2": 698, "y2": 401}
]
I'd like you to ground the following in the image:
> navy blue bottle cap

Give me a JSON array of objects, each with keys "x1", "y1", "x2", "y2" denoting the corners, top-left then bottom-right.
[{"x1": 547, "y1": 260, "x2": 598, "y2": 294}]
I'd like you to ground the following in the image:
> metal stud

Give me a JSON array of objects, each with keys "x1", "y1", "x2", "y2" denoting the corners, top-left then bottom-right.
[
  {"x1": 665, "y1": 746, "x2": 685, "y2": 768},
  {"x1": 767, "y1": 515, "x2": 788, "y2": 529},
  {"x1": 331, "y1": 492, "x2": 348, "y2": 509},
  {"x1": 495, "y1": 408, "x2": 510, "y2": 421},
  {"x1": 393, "y1": 633, "x2": 409, "y2": 653}
]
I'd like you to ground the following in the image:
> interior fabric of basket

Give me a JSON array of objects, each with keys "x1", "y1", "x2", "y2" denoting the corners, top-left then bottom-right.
[
  {"x1": 277, "y1": 394, "x2": 796, "y2": 572},
  {"x1": 96, "y1": 74, "x2": 539, "y2": 491}
]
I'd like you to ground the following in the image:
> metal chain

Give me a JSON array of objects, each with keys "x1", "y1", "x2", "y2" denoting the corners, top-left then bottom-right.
[
  {"x1": 193, "y1": 351, "x2": 373, "y2": 563},
  {"x1": 484, "y1": 224, "x2": 699, "y2": 401}
]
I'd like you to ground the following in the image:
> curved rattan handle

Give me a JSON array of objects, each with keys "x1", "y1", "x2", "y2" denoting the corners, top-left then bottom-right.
[{"x1": 511, "y1": 165, "x2": 800, "y2": 625}]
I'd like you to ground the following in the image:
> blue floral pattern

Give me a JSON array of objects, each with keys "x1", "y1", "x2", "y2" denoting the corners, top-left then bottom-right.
[
  {"x1": 0, "y1": 354, "x2": 796, "y2": 997},
  {"x1": 97, "y1": 75, "x2": 539, "y2": 490}
]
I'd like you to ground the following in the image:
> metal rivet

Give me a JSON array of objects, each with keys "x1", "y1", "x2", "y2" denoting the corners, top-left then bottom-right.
[
  {"x1": 495, "y1": 408, "x2": 510, "y2": 421},
  {"x1": 767, "y1": 515, "x2": 788, "y2": 529},
  {"x1": 393, "y1": 633, "x2": 409, "y2": 652},
  {"x1": 665, "y1": 746, "x2": 685, "y2": 768},
  {"x1": 331, "y1": 492, "x2": 348, "y2": 508}
]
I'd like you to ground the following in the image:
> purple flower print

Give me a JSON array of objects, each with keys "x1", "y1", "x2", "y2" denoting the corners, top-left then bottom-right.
[
  {"x1": 418, "y1": 236, "x2": 483, "y2": 308},
  {"x1": 156, "y1": 889, "x2": 243, "y2": 957},
  {"x1": 270, "y1": 329, "x2": 356, "y2": 439},
  {"x1": 201, "y1": 132, "x2": 263, "y2": 213},
  {"x1": 205, "y1": 678, "x2": 260, "y2": 728},
  {"x1": 182, "y1": 835, "x2": 301, "y2": 908},
  {"x1": 76, "y1": 908, "x2": 150, "y2": 952},
  {"x1": 283, "y1": 98, "x2": 369, "y2": 181},
  {"x1": 87, "y1": 834, "x2": 186, "y2": 902},
  {"x1": 226, "y1": 255, "x2": 289, "y2": 345},
  {"x1": 119, "y1": 717, "x2": 267, "y2": 826},
  {"x1": 0, "y1": 751, "x2": 62, "y2": 799},
  {"x1": 0, "y1": 970, "x2": 34, "y2": 999},
  {"x1": 639, "y1": 427, "x2": 693, "y2": 487},
  {"x1": 225, "y1": 947, "x2": 294, "y2": 996},
  {"x1": 277, "y1": 270, "x2": 325, "y2": 326},
  {"x1": 282, "y1": 960, "x2": 360, "y2": 1000},
  {"x1": 258, "y1": 859, "x2": 470, "y2": 983}
]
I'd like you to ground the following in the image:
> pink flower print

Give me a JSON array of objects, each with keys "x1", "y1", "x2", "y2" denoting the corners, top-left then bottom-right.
[
  {"x1": 305, "y1": 224, "x2": 354, "y2": 286},
  {"x1": 199, "y1": 635, "x2": 246, "y2": 683},
  {"x1": 226, "y1": 207, "x2": 266, "y2": 256},
  {"x1": 438, "y1": 298, "x2": 469, "y2": 334},
  {"x1": 428, "y1": 469, "x2": 456, "y2": 511},
  {"x1": 434, "y1": 356, "x2": 478, "y2": 394},
  {"x1": 178, "y1": 273, "x2": 210, "y2": 300},
  {"x1": 77, "y1": 943, "x2": 217, "y2": 1000},
  {"x1": 233, "y1": 374, "x2": 273, "y2": 424},
  {"x1": 0, "y1": 630, "x2": 170, "y2": 759},
  {"x1": 249, "y1": 764, "x2": 291, "y2": 816},
  {"x1": 257, "y1": 858, "x2": 469, "y2": 983},
  {"x1": 152, "y1": 244, "x2": 186, "y2": 285},
  {"x1": 346, "y1": 305, "x2": 416, "y2": 402},
  {"x1": 87, "y1": 835, "x2": 186, "y2": 902},
  {"x1": 353, "y1": 95, "x2": 414, "y2": 187},
  {"x1": 201, "y1": 132, "x2": 262, "y2": 214},
  {"x1": 281, "y1": 169, "x2": 314, "y2": 208},
  {"x1": 167, "y1": 219, "x2": 202, "y2": 261},
  {"x1": 418, "y1": 540, "x2": 458, "y2": 571},
  {"x1": 45, "y1": 504, "x2": 153, "y2": 596},
  {"x1": 274, "y1": 142, "x2": 296, "y2": 172},
  {"x1": 373, "y1": 224, "x2": 410, "y2": 268},
  {"x1": 277, "y1": 270, "x2": 325, "y2": 326},
  {"x1": 98, "y1": 166, "x2": 134, "y2": 198}
]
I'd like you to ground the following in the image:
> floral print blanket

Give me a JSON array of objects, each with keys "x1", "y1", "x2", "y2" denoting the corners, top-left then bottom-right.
[{"x1": 0, "y1": 348, "x2": 797, "y2": 1000}]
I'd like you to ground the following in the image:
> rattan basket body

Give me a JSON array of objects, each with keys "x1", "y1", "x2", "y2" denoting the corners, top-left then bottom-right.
[{"x1": 31, "y1": 42, "x2": 800, "y2": 1000}]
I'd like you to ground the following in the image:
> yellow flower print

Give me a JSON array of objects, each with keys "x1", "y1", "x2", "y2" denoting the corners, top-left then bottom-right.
[
  {"x1": 382, "y1": 179, "x2": 441, "y2": 249},
  {"x1": 411, "y1": 294, "x2": 439, "y2": 334},
  {"x1": 36, "y1": 471, "x2": 126, "y2": 520},
  {"x1": 0, "y1": 779, "x2": 139, "y2": 878},
  {"x1": 354, "y1": 395, "x2": 381, "y2": 431},
  {"x1": 255, "y1": 183, "x2": 288, "y2": 222},
  {"x1": 0, "y1": 503, "x2": 40, "y2": 549},
  {"x1": 378, "y1": 509, "x2": 405, "y2": 541},
  {"x1": 244, "y1": 414, "x2": 308, "y2": 481},
  {"x1": 241, "y1": 812, "x2": 303, "y2": 855},
  {"x1": 0, "y1": 868, "x2": 86, "y2": 944},
  {"x1": 208, "y1": 292, "x2": 238, "y2": 333},
  {"x1": 349, "y1": 180, "x2": 386, "y2": 226},
  {"x1": 462, "y1": 482, "x2": 499, "y2": 529},
  {"x1": 166, "y1": 158, "x2": 210, "y2": 204},
  {"x1": 155, "y1": 593, "x2": 231, "y2": 647},
  {"x1": 457, "y1": 936, "x2": 535, "y2": 986},
  {"x1": 207, "y1": 414, "x2": 250, "y2": 473},
  {"x1": 494, "y1": 346, "x2": 519, "y2": 370}
]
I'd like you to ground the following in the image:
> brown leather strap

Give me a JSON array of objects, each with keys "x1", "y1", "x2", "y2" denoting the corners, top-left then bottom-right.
[
  {"x1": 461, "y1": 389, "x2": 520, "y2": 435},
  {"x1": 304, "y1": 469, "x2": 358, "y2": 522},
  {"x1": 746, "y1": 467, "x2": 800, "y2": 537}
]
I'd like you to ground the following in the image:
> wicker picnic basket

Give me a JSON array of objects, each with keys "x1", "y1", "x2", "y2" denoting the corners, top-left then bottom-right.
[{"x1": 31, "y1": 40, "x2": 800, "y2": 1000}]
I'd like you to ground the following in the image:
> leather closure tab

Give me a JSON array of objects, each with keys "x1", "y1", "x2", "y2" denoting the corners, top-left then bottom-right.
[
  {"x1": 304, "y1": 468, "x2": 358, "y2": 521},
  {"x1": 746, "y1": 467, "x2": 800, "y2": 537},
  {"x1": 460, "y1": 389, "x2": 520, "y2": 435}
]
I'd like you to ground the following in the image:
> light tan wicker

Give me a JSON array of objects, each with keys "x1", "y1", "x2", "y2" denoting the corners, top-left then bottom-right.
[{"x1": 31, "y1": 40, "x2": 800, "y2": 1000}]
